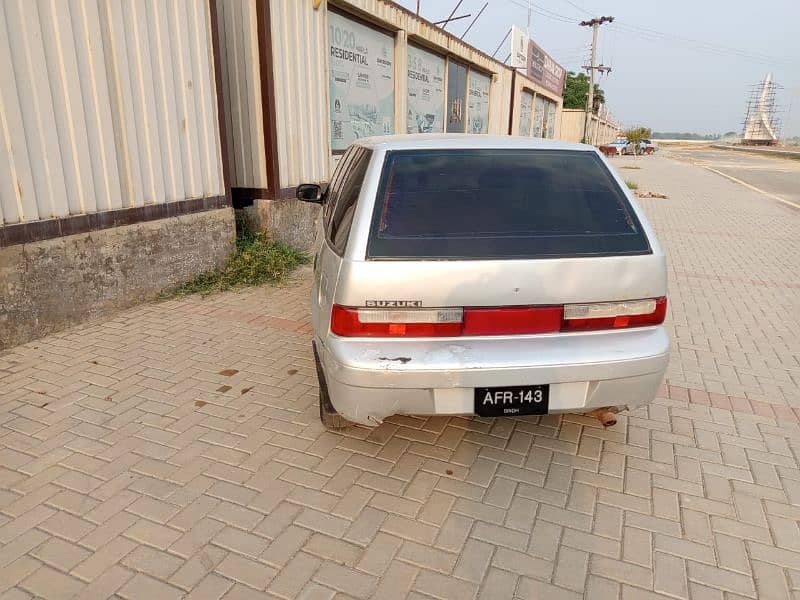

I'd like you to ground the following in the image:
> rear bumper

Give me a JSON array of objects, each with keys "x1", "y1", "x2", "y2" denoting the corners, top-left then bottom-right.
[{"x1": 318, "y1": 327, "x2": 670, "y2": 425}]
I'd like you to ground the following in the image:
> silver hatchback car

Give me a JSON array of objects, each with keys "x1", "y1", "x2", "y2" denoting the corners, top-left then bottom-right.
[{"x1": 296, "y1": 135, "x2": 669, "y2": 429}]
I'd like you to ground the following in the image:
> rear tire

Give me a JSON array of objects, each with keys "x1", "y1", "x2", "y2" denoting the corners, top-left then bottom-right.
[{"x1": 313, "y1": 342, "x2": 351, "y2": 430}]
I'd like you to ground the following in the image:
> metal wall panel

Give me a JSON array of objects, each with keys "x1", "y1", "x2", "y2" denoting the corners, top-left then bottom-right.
[
  {"x1": 216, "y1": 0, "x2": 268, "y2": 189},
  {"x1": 559, "y1": 109, "x2": 620, "y2": 144},
  {"x1": 0, "y1": 0, "x2": 223, "y2": 226},
  {"x1": 270, "y1": 0, "x2": 330, "y2": 189},
  {"x1": 264, "y1": 0, "x2": 520, "y2": 188}
]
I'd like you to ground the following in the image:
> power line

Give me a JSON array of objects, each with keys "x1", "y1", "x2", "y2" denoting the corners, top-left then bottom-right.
[
  {"x1": 501, "y1": 0, "x2": 799, "y2": 66},
  {"x1": 558, "y1": 0, "x2": 592, "y2": 17},
  {"x1": 608, "y1": 23, "x2": 798, "y2": 66}
]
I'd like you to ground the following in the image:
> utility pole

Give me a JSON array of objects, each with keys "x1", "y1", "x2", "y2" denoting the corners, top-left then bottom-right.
[
  {"x1": 580, "y1": 16, "x2": 613, "y2": 144},
  {"x1": 527, "y1": 0, "x2": 532, "y2": 37}
]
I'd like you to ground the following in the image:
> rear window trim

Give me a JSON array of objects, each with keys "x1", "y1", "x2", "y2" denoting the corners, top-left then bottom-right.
[{"x1": 365, "y1": 148, "x2": 653, "y2": 261}]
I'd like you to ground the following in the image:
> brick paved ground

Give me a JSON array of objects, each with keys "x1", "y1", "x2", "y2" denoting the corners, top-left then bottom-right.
[{"x1": 1, "y1": 154, "x2": 799, "y2": 599}]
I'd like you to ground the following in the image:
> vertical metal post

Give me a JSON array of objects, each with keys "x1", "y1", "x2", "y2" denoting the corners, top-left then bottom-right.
[{"x1": 527, "y1": 0, "x2": 532, "y2": 36}]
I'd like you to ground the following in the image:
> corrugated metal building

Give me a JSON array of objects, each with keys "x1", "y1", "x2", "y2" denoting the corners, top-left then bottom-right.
[
  {"x1": 0, "y1": 0, "x2": 570, "y2": 348},
  {"x1": 560, "y1": 108, "x2": 621, "y2": 145},
  {"x1": 218, "y1": 0, "x2": 565, "y2": 248},
  {"x1": 0, "y1": 0, "x2": 233, "y2": 348},
  {"x1": 0, "y1": 0, "x2": 226, "y2": 230}
]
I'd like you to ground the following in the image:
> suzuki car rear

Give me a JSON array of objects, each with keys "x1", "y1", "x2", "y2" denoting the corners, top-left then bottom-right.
[{"x1": 296, "y1": 135, "x2": 669, "y2": 429}]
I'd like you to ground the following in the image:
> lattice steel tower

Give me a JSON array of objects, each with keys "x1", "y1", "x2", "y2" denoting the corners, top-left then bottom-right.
[{"x1": 741, "y1": 73, "x2": 781, "y2": 145}]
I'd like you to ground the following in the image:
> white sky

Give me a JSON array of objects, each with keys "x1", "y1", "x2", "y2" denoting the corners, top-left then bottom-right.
[{"x1": 394, "y1": 0, "x2": 800, "y2": 137}]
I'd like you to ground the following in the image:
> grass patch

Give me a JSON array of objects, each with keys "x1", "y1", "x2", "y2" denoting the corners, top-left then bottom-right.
[
  {"x1": 160, "y1": 232, "x2": 309, "y2": 299},
  {"x1": 625, "y1": 180, "x2": 639, "y2": 190},
  {"x1": 620, "y1": 165, "x2": 641, "y2": 170}
]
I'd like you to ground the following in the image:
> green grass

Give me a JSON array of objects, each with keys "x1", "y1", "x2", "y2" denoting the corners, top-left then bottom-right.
[
  {"x1": 625, "y1": 180, "x2": 639, "y2": 190},
  {"x1": 620, "y1": 165, "x2": 641, "y2": 170},
  {"x1": 160, "y1": 232, "x2": 309, "y2": 299}
]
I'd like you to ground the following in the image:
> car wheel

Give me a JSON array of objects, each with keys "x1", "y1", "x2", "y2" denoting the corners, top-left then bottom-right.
[{"x1": 312, "y1": 342, "x2": 351, "y2": 430}]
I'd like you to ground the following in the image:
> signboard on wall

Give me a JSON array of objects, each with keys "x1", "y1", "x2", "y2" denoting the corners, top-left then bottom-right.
[
  {"x1": 406, "y1": 45, "x2": 445, "y2": 134},
  {"x1": 468, "y1": 71, "x2": 490, "y2": 134},
  {"x1": 509, "y1": 25, "x2": 565, "y2": 97},
  {"x1": 519, "y1": 89, "x2": 534, "y2": 136},
  {"x1": 546, "y1": 100, "x2": 557, "y2": 138},
  {"x1": 533, "y1": 95, "x2": 544, "y2": 137},
  {"x1": 510, "y1": 26, "x2": 528, "y2": 69},
  {"x1": 328, "y1": 12, "x2": 394, "y2": 151},
  {"x1": 528, "y1": 40, "x2": 565, "y2": 97}
]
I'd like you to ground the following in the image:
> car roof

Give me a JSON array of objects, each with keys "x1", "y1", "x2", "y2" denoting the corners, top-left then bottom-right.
[{"x1": 350, "y1": 134, "x2": 596, "y2": 152}]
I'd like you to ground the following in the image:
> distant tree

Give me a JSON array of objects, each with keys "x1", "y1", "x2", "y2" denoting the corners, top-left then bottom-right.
[
  {"x1": 563, "y1": 71, "x2": 605, "y2": 111},
  {"x1": 651, "y1": 131, "x2": 721, "y2": 140},
  {"x1": 623, "y1": 126, "x2": 652, "y2": 155}
]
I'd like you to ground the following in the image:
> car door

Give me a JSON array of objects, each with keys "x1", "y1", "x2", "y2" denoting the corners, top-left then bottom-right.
[{"x1": 312, "y1": 146, "x2": 373, "y2": 342}]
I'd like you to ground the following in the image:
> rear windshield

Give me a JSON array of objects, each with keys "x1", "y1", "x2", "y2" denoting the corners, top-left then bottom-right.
[{"x1": 367, "y1": 149, "x2": 651, "y2": 260}]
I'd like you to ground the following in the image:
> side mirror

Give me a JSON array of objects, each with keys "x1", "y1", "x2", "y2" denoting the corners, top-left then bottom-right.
[{"x1": 296, "y1": 183, "x2": 323, "y2": 204}]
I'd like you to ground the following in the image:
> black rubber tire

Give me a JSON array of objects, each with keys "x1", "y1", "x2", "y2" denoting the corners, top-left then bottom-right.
[{"x1": 312, "y1": 342, "x2": 351, "y2": 430}]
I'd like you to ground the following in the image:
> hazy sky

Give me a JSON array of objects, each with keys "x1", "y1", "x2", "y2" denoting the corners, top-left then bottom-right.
[{"x1": 394, "y1": 0, "x2": 800, "y2": 136}]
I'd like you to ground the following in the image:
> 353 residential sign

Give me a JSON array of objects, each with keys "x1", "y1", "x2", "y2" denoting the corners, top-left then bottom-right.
[
  {"x1": 406, "y1": 45, "x2": 445, "y2": 134},
  {"x1": 328, "y1": 13, "x2": 395, "y2": 151},
  {"x1": 467, "y1": 71, "x2": 490, "y2": 134}
]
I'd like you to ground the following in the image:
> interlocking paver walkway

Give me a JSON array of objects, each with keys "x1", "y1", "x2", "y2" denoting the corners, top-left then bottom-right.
[{"x1": 1, "y1": 154, "x2": 799, "y2": 599}]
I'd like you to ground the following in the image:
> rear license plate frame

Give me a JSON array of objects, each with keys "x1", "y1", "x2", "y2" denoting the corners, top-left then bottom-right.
[{"x1": 474, "y1": 385, "x2": 550, "y2": 417}]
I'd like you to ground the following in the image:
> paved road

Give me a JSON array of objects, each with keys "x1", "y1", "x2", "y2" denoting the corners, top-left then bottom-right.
[
  {"x1": 0, "y1": 155, "x2": 799, "y2": 599},
  {"x1": 665, "y1": 147, "x2": 800, "y2": 207}
]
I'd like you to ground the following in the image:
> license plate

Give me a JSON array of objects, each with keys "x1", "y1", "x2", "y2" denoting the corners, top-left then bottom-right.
[{"x1": 474, "y1": 385, "x2": 550, "y2": 417}]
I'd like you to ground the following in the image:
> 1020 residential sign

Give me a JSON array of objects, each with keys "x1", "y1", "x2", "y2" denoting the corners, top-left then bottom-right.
[{"x1": 328, "y1": 13, "x2": 395, "y2": 151}]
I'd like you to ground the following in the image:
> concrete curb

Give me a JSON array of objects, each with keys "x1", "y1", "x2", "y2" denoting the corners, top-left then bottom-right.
[{"x1": 710, "y1": 144, "x2": 800, "y2": 159}]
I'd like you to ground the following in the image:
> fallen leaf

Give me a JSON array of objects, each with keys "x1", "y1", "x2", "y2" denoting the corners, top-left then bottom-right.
[
  {"x1": 446, "y1": 469, "x2": 454, "y2": 476},
  {"x1": 287, "y1": 369, "x2": 298, "y2": 376},
  {"x1": 219, "y1": 369, "x2": 238, "y2": 376},
  {"x1": 216, "y1": 385, "x2": 232, "y2": 393},
  {"x1": 241, "y1": 387, "x2": 253, "y2": 395},
  {"x1": 195, "y1": 400, "x2": 207, "y2": 407}
]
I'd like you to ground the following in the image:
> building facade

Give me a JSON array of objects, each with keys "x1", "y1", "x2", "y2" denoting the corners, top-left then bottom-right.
[
  {"x1": 218, "y1": 0, "x2": 565, "y2": 249},
  {"x1": 0, "y1": 0, "x2": 568, "y2": 348},
  {"x1": 0, "y1": 0, "x2": 232, "y2": 348}
]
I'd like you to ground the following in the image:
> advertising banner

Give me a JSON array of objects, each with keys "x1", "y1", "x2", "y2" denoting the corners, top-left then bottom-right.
[
  {"x1": 328, "y1": 12, "x2": 395, "y2": 151},
  {"x1": 468, "y1": 71, "x2": 490, "y2": 134},
  {"x1": 406, "y1": 45, "x2": 445, "y2": 134},
  {"x1": 527, "y1": 40, "x2": 565, "y2": 97},
  {"x1": 533, "y1": 94, "x2": 545, "y2": 137},
  {"x1": 519, "y1": 89, "x2": 534, "y2": 136},
  {"x1": 510, "y1": 26, "x2": 528, "y2": 69},
  {"x1": 509, "y1": 25, "x2": 565, "y2": 97}
]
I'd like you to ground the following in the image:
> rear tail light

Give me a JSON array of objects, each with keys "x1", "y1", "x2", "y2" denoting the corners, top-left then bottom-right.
[
  {"x1": 463, "y1": 306, "x2": 562, "y2": 335},
  {"x1": 331, "y1": 306, "x2": 462, "y2": 337},
  {"x1": 562, "y1": 297, "x2": 667, "y2": 331},
  {"x1": 331, "y1": 297, "x2": 666, "y2": 337}
]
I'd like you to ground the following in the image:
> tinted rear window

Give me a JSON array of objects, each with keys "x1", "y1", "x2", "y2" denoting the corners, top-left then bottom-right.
[{"x1": 367, "y1": 149, "x2": 651, "y2": 260}]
